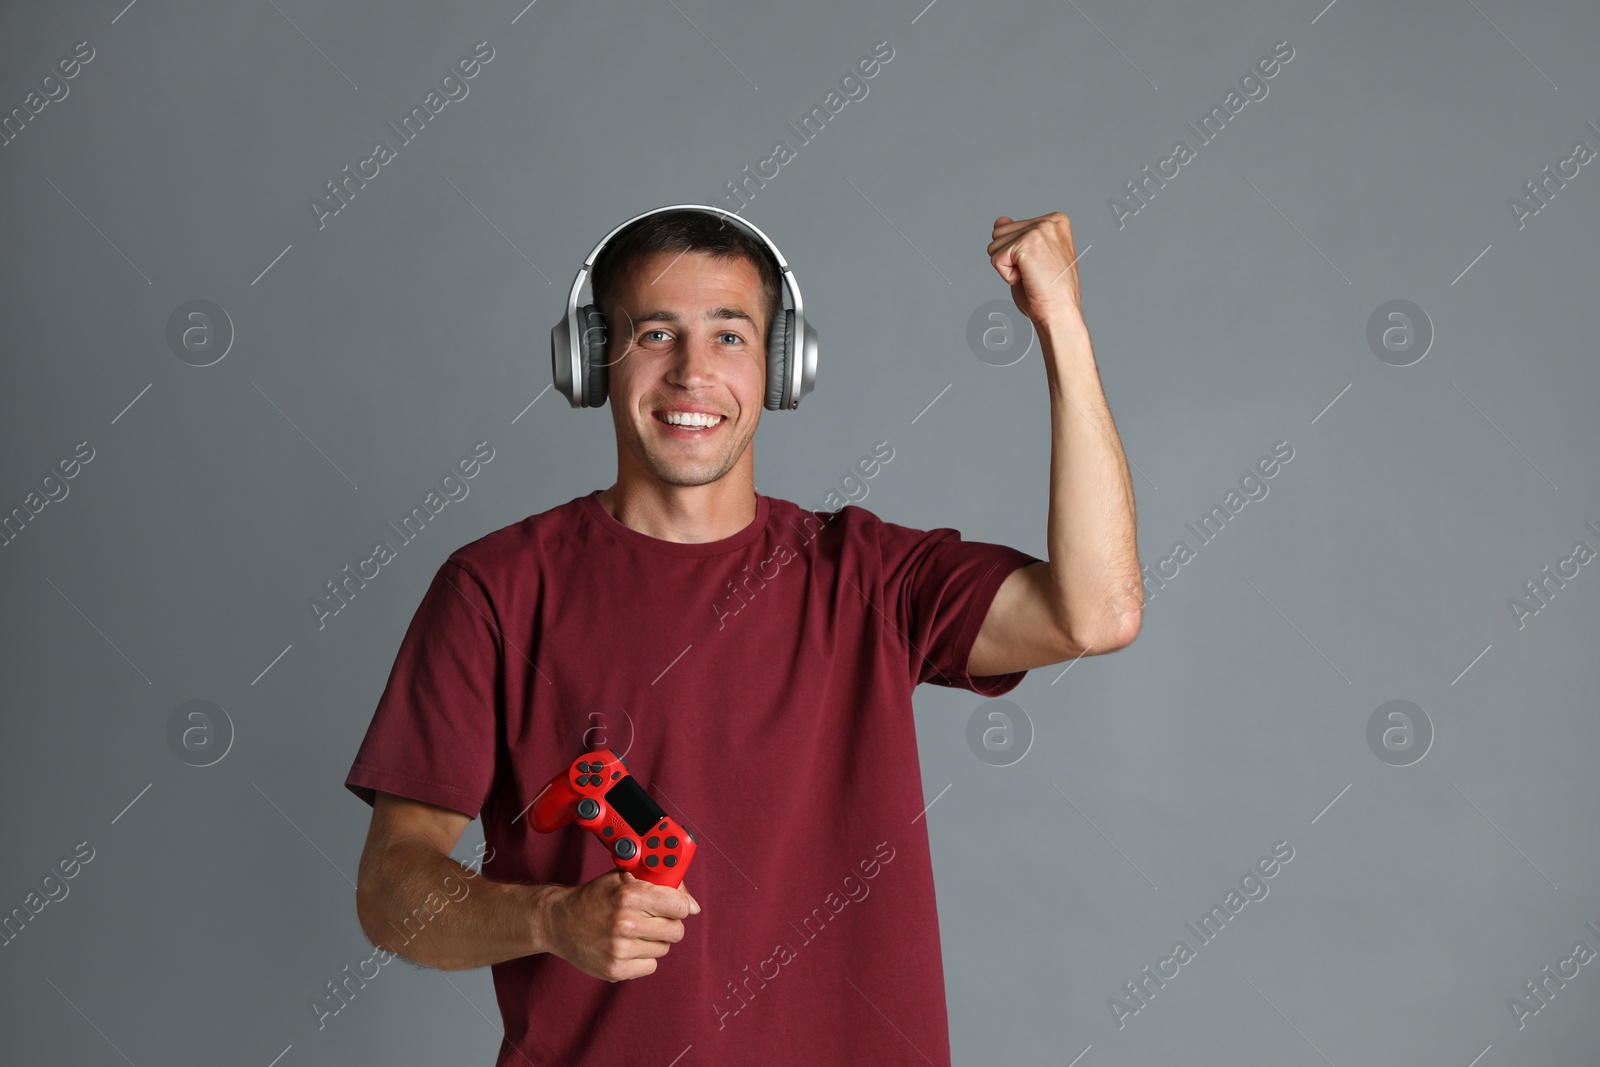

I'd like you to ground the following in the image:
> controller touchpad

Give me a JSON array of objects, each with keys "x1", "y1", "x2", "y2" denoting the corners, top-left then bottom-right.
[{"x1": 605, "y1": 774, "x2": 667, "y2": 836}]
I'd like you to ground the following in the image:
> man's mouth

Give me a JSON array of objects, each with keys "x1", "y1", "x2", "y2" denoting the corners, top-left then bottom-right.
[{"x1": 654, "y1": 410, "x2": 726, "y2": 435}]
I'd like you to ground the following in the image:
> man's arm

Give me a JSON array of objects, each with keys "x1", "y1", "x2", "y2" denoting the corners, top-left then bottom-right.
[
  {"x1": 968, "y1": 212, "x2": 1142, "y2": 678},
  {"x1": 354, "y1": 792, "x2": 699, "y2": 980}
]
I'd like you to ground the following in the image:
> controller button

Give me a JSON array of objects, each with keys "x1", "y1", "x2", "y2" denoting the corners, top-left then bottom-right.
[
  {"x1": 665, "y1": 836, "x2": 678, "y2": 849},
  {"x1": 576, "y1": 798, "x2": 600, "y2": 820},
  {"x1": 577, "y1": 761, "x2": 588, "y2": 772},
  {"x1": 664, "y1": 855, "x2": 677, "y2": 867},
  {"x1": 647, "y1": 835, "x2": 660, "y2": 849},
  {"x1": 603, "y1": 826, "x2": 613, "y2": 837},
  {"x1": 646, "y1": 855, "x2": 659, "y2": 867},
  {"x1": 614, "y1": 839, "x2": 637, "y2": 859},
  {"x1": 611, "y1": 771, "x2": 621, "y2": 780}
]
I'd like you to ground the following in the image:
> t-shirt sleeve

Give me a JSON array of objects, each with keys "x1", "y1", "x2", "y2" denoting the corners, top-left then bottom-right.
[
  {"x1": 344, "y1": 557, "x2": 502, "y2": 818},
  {"x1": 875, "y1": 515, "x2": 1044, "y2": 696}
]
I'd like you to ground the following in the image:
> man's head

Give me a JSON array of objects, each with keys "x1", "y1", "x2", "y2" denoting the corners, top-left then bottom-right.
[{"x1": 589, "y1": 210, "x2": 785, "y2": 488}]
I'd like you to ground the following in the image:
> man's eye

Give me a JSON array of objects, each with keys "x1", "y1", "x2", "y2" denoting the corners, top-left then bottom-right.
[{"x1": 638, "y1": 329, "x2": 743, "y2": 344}]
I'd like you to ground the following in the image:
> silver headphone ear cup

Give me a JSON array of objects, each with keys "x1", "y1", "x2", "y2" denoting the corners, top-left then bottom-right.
[
  {"x1": 576, "y1": 304, "x2": 609, "y2": 408},
  {"x1": 765, "y1": 308, "x2": 793, "y2": 410},
  {"x1": 551, "y1": 316, "x2": 575, "y2": 406},
  {"x1": 796, "y1": 318, "x2": 818, "y2": 405}
]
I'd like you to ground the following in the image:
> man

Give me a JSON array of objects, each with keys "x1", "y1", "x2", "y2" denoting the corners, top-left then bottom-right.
[{"x1": 345, "y1": 208, "x2": 1141, "y2": 1065}]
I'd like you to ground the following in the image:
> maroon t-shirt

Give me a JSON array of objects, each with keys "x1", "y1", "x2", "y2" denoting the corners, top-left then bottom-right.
[{"x1": 345, "y1": 489, "x2": 1039, "y2": 1066}]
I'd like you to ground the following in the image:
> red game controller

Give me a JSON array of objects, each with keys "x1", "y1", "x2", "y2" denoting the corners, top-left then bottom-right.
[{"x1": 530, "y1": 748, "x2": 698, "y2": 888}]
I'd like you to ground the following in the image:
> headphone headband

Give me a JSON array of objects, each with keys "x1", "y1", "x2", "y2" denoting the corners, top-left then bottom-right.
[
  {"x1": 551, "y1": 204, "x2": 817, "y2": 411},
  {"x1": 579, "y1": 203, "x2": 792, "y2": 272}
]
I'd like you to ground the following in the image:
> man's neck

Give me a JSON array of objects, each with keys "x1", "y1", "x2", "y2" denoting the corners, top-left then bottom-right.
[{"x1": 597, "y1": 478, "x2": 759, "y2": 544}]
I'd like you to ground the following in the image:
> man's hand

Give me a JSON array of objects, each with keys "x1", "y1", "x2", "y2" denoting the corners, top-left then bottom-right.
[
  {"x1": 545, "y1": 869, "x2": 701, "y2": 982},
  {"x1": 986, "y1": 212, "x2": 1086, "y2": 332}
]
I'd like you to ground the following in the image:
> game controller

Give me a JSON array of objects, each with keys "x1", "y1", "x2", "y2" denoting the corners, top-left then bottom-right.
[{"x1": 530, "y1": 748, "x2": 698, "y2": 888}]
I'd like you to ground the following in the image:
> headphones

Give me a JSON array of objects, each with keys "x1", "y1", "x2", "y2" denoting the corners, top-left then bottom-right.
[{"x1": 551, "y1": 204, "x2": 819, "y2": 410}]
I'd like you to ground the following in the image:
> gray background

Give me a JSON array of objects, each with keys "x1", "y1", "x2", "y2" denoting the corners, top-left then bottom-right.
[{"x1": 2, "y1": 0, "x2": 1597, "y2": 1064}]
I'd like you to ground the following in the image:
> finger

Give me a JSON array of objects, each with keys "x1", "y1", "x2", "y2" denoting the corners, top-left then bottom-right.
[
  {"x1": 600, "y1": 956, "x2": 660, "y2": 982},
  {"x1": 986, "y1": 230, "x2": 1039, "y2": 261},
  {"x1": 986, "y1": 225, "x2": 1050, "y2": 258},
  {"x1": 628, "y1": 914, "x2": 686, "y2": 944},
  {"x1": 994, "y1": 214, "x2": 1040, "y2": 232},
  {"x1": 989, "y1": 214, "x2": 1074, "y2": 256},
  {"x1": 617, "y1": 953, "x2": 656, "y2": 979},
  {"x1": 988, "y1": 248, "x2": 1021, "y2": 285},
  {"x1": 989, "y1": 225, "x2": 1028, "y2": 249},
  {"x1": 618, "y1": 934, "x2": 674, "y2": 959},
  {"x1": 638, "y1": 885, "x2": 693, "y2": 920},
  {"x1": 991, "y1": 214, "x2": 1044, "y2": 236},
  {"x1": 619, "y1": 956, "x2": 663, "y2": 983},
  {"x1": 681, "y1": 882, "x2": 701, "y2": 915}
]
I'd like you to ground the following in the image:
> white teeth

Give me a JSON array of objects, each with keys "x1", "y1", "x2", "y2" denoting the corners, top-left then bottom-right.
[{"x1": 661, "y1": 411, "x2": 723, "y2": 428}]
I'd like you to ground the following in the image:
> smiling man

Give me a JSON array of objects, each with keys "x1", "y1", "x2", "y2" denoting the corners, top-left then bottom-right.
[{"x1": 344, "y1": 207, "x2": 1142, "y2": 1066}]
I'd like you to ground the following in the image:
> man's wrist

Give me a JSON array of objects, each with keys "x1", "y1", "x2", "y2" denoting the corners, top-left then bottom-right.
[
  {"x1": 1039, "y1": 311, "x2": 1092, "y2": 361},
  {"x1": 521, "y1": 881, "x2": 567, "y2": 958}
]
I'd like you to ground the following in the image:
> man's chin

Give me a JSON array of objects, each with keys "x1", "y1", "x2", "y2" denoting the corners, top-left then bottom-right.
[
  {"x1": 631, "y1": 427, "x2": 748, "y2": 487},
  {"x1": 642, "y1": 457, "x2": 732, "y2": 488}
]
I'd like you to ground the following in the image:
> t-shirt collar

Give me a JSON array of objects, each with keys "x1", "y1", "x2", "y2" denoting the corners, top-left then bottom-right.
[{"x1": 580, "y1": 489, "x2": 771, "y2": 557}]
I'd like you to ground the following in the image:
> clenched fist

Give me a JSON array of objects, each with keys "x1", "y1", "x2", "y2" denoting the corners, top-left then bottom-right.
[
  {"x1": 545, "y1": 869, "x2": 701, "y2": 982},
  {"x1": 987, "y1": 212, "x2": 1086, "y2": 332}
]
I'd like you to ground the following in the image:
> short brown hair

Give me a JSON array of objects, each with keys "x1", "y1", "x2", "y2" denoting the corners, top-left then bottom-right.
[{"x1": 589, "y1": 208, "x2": 783, "y2": 346}]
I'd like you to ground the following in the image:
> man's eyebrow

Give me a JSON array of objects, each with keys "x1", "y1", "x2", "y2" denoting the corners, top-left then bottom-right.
[{"x1": 629, "y1": 307, "x2": 759, "y2": 327}]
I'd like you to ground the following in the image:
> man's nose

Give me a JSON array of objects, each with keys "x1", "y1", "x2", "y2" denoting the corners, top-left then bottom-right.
[{"x1": 665, "y1": 331, "x2": 718, "y2": 384}]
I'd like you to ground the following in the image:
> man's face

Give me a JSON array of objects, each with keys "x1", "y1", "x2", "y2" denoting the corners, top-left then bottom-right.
[{"x1": 604, "y1": 250, "x2": 769, "y2": 488}]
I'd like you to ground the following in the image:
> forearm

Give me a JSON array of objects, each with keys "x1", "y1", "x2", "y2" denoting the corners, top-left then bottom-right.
[
  {"x1": 357, "y1": 838, "x2": 564, "y2": 971},
  {"x1": 1039, "y1": 315, "x2": 1142, "y2": 644}
]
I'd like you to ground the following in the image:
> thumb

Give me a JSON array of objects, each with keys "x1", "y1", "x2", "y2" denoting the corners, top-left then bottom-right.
[{"x1": 681, "y1": 880, "x2": 701, "y2": 915}]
